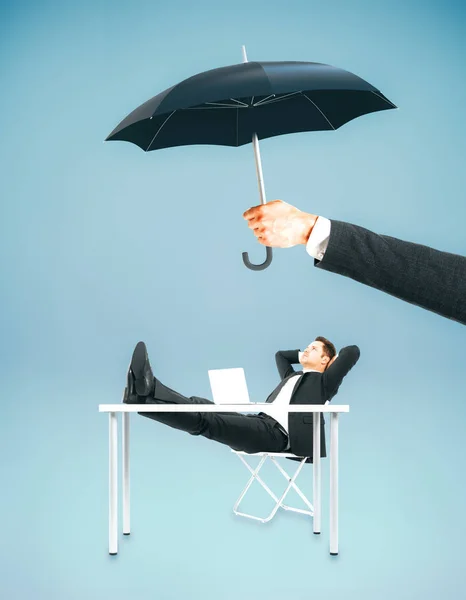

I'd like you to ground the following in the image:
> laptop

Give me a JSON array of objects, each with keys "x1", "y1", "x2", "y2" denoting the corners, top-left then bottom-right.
[{"x1": 208, "y1": 368, "x2": 255, "y2": 405}]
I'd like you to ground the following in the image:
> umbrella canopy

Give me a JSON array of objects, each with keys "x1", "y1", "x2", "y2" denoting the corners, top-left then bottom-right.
[{"x1": 106, "y1": 60, "x2": 396, "y2": 152}]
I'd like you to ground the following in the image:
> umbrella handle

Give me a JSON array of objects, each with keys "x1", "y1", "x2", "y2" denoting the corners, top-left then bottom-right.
[
  {"x1": 242, "y1": 246, "x2": 273, "y2": 271},
  {"x1": 242, "y1": 48, "x2": 272, "y2": 272}
]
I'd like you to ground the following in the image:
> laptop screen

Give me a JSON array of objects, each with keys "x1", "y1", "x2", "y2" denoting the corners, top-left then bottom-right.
[{"x1": 208, "y1": 368, "x2": 251, "y2": 404}]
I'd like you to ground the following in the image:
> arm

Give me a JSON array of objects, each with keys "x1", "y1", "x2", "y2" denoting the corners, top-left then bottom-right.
[
  {"x1": 275, "y1": 349, "x2": 300, "y2": 380},
  {"x1": 315, "y1": 220, "x2": 466, "y2": 326},
  {"x1": 244, "y1": 200, "x2": 466, "y2": 325},
  {"x1": 322, "y1": 345, "x2": 360, "y2": 398}
]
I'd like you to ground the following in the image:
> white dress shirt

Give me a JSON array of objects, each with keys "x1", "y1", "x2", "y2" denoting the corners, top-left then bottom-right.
[{"x1": 305, "y1": 216, "x2": 331, "y2": 260}]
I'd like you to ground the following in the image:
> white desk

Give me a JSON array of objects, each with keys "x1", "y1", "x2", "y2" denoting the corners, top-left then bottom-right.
[{"x1": 98, "y1": 403, "x2": 349, "y2": 556}]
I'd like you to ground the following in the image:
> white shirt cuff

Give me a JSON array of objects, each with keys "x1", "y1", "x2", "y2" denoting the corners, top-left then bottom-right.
[{"x1": 305, "y1": 216, "x2": 331, "y2": 261}]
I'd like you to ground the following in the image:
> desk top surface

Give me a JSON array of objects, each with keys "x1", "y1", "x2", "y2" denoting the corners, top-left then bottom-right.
[{"x1": 99, "y1": 404, "x2": 350, "y2": 413}]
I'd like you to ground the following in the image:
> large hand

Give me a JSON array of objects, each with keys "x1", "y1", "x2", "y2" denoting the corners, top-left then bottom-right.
[{"x1": 243, "y1": 200, "x2": 318, "y2": 248}]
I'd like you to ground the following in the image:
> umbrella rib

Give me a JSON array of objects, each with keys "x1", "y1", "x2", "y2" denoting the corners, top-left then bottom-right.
[
  {"x1": 371, "y1": 90, "x2": 397, "y2": 108},
  {"x1": 229, "y1": 98, "x2": 249, "y2": 107},
  {"x1": 301, "y1": 93, "x2": 336, "y2": 130},
  {"x1": 253, "y1": 91, "x2": 302, "y2": 106},
  {"x1": 203, "y1": 101, "x2": 248, "y2": 108},
  {"x1": 146, "y1": 110, "x2": 177, "y2": 151},
  {"x1": 185, "y1": 105, "x2": 239, "y2": 110},
  {"x1": 253, "y1": 94, "x2": 275, "y2": 106}
]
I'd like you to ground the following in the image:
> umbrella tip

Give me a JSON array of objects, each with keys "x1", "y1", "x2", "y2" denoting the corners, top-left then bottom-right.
[{"x1": 241, "y1": 45, "x2": 248, "y2": 63}]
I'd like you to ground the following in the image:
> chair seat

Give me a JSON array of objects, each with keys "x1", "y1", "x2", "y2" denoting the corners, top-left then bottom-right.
[{"x1": 231, "y1": 450, "x2": 307, "y2": 458}]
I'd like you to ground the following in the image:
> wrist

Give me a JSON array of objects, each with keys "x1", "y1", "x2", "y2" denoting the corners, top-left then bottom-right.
[{"x1": 299, "y1": 213, "x2": 318, "y2": 245}]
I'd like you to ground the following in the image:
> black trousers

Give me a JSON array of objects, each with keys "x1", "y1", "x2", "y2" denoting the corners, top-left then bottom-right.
[{"x1": 138, "y1": 378, "x2": 288, "y2": 454}]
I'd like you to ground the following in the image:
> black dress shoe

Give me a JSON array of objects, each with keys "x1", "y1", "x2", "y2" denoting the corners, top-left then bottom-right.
[
  {"x1": 122, "y1": 361, "x2": 140, "y2": 404},
  {"x1": 130, "y1": 341, "x2": 155, "y2": 397}
]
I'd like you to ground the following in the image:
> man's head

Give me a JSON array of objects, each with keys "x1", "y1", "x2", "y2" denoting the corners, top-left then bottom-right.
[{"x1": 299, "y1": 336, "x2": 336, "y2": 372}]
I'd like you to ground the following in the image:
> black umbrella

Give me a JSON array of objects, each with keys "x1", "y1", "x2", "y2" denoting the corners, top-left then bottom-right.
[{"x1": 106, "y1": 46, "x2": 396, "y2": 270}]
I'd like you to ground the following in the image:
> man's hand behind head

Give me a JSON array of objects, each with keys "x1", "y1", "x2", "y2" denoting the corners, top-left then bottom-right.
[{"x1": 326, "y1": 354, "x2": 338, "y2": 369}]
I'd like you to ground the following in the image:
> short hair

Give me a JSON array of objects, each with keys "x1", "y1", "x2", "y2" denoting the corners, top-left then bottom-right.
[{"x1": 315, "y1": 336, "x2": 336, "y2": 369}]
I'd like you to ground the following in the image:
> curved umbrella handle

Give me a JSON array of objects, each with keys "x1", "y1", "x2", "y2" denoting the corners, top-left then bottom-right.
[{"x1": 242, "y1": 246, "x2": 273, "y2": 271}]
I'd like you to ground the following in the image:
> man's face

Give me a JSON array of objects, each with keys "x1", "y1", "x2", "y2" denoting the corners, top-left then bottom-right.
[{"x1": 300, "y1": 341, "x2": 329, "y2": 370}]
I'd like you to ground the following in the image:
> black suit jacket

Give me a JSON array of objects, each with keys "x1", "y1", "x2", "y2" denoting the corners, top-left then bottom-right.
[
  {"x1": 315, "y1": 220, "x2": 466, "y2": 326},
  {"x1": 265, "y1": 346, "x2": 360, "y2": 460}
]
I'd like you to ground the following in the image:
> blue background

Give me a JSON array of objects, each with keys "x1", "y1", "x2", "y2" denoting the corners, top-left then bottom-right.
[{"x1": 1, "y1": 0, "x2": 465, "y2": 598}]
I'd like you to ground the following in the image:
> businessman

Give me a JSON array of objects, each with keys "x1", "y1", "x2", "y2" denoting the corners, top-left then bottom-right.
[
  {"x1": 124, "y1": 339, "x2": 360, "y2": 460},
  {"x1": 243, "y1": 200, "x2": 466, "y2": 326}
]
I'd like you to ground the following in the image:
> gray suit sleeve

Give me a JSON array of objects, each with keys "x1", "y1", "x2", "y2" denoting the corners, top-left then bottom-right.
[{"x1": 315, "y1": 220, "x2": 466, "y2": 325}]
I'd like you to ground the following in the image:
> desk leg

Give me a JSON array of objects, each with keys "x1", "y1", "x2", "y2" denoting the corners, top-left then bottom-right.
[
  {"x1": 329, "y1": 413, "x2": 339, "y2": 555},
  {"x1": 109, "y1": 412, "x2": 118, "y2": 555},
  {"x1": 122, "y1": 412, "x2": 130, "y2": 535},
  {"x1": 313, "y1": 411, "x2": 321, "y2": 534}
]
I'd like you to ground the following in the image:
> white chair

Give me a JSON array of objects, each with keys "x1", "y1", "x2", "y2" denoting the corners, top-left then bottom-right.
[{"x1": 231, "y1": 450, "x2": 314, "y2": 523}]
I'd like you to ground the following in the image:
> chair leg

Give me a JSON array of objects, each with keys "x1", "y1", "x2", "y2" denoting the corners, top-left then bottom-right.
[
  {"x1": 270, "y1": 458, "x2": 314, "y2": 515},
  {"x1": 233, "y1": 454, "x2": 279, "y2": 522},
  {"x1": 270, "y1": 459, "x2": 309, "y2": 519}
]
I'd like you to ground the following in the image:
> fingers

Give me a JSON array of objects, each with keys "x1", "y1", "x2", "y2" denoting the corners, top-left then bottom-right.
[
  {"x1": 248, "y1": 220, "x2": 272, "y2": 237},
  {"x1": 243, "y1": 199, "x2": 283, "y2": 220},
  {"x1": 255, "y1": 235, "x2": 268, "y2": 246},
  {"x1": 245, "y1": 213, "x2": 264, "y2": 233},
  {"x1": 248, "y1": 223, "x2": 267, "y2": 244},
  {"x1": 250, "y1": 225, "x2": 263, "y2": 238},
  {"x1": 243, "y1": 204, "x2": 263, "y2": 221},
  {"x1": 256, "y1": 236, "x2": 288, "y2": 248},
  {"x1": 253, "y1": 230, "x2": 278, "y2": 247},
  {"x1": 249, "y1": 221, "x2": 263, "y2": 232}
]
